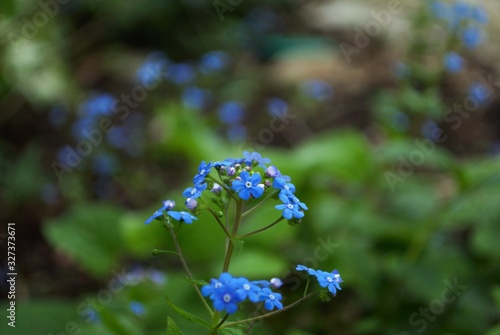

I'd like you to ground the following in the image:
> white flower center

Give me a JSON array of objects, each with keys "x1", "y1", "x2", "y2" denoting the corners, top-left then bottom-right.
[
  {"x1": 326, "y1": 276, "x2": 333, "y2": 283},
  {"x1": 243, "y1": 284, "x2": 250, "y2": 291},
  {"x1": 223, "y1": 294, "x2": 231, "y2": 302},
  {"x1": 269, "y1": 294, "x2": 275, "y2": 300},
  {"x1": 215, "y1": 282, "x2": 222, "y2": 288},
  {"x1": 284, "y1": 185, "x2": 289, "y2": 190},
  {"x1": 245, "y1": 181, "x2": 252, "y2": 188},
  {"x1": 200, "y1": 169, "x2": 205, "y2": 175},
  {"x1": 287, "y1": 204, "x2": 294, "y2": 209},
  {"x1": 191, "y1": 189, "x2": 196, "y2": 195}
]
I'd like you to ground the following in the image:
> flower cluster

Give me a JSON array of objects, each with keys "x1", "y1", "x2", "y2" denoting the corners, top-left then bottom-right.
[
  {"x1": 296, "y1": 265, "x2": 343, "y2": 295},
  {"x1": 201, "y1": 273, "x2": 283, "y2": 314},
  {"x1": 145, "y1": 151, "x2": 308, "y2": 225},
  {"x1": 431, "y1": 1, "x2": 488, "y2": 50}
]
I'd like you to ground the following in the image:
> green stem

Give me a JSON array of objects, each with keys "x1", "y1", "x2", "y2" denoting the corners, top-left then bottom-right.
[
  {"x1": 164, "y1": 221, "x2": 213, "y2": 316},
  {"x1": 211, "y1": 313, "x2": 229, "y2": 334},
  {"x1": 241, "y1": 190, "x2": 278, "y2": 218},
  {"x1": 222, "y1": 199, "x2": 242, "y2": 272},
  {"x1": 206, "y1": 208, "x2": 232, "y2": 240},
  {"x1": 222, "y1": 291, "x2": 318, "y2": 328},
  {"x1": 237, "y1": 217, "x2": 284, "y2": 239},
  {"x1": 303, "y1": 278, "x2": 310, "y2": 298}
]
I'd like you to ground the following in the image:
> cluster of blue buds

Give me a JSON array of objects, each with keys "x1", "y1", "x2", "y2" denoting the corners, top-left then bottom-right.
[{"x1": 201, "y1": 273, "x2": 283, "y2": 314}]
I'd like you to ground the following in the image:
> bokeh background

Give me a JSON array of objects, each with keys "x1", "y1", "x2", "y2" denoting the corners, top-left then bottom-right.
[{"x1": 1, "y1": 0, "x2": 500, "y2": 334}]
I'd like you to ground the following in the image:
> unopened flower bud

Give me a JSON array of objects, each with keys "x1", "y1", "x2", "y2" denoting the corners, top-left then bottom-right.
[
  {"x1": 264, "y1": 179, "x2": 271, "y2": 187},
  {"x1": 266, "y1": 165, "x2": 279, "y2": 178},
  {"x1": 163, "y1": 200, "x2": 175, "y2": 210},
  {"x1": 245, "y1": 166, "x2": 252, "y2": 172},
  {"x1": 270, "y1": 277, "x2": 283, "y2": 288},
  {"x1": 228, "y1": 167, "x2": 236, "y2": 176},
  {"x1": 211, "y1": 183, "x2": 222, "y2": 194},
  {"x1": 186, "y1": 198, "x2": 198, "y2": 211}
]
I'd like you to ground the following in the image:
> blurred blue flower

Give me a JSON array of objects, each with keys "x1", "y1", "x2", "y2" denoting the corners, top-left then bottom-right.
[
  {"x1": 444, "y1": 52, "x2": 464, "y2": 73},
  {"x1": 199, "y1": 50, "x2": 231, "y2": 74},
  {"x1": 430, "y1": 1, "x2": 449, "y2": 20},
  {"x1": 148, "y1": 270, "x2": 167, "y2": 285},
  {"x1": 71, "y1": 116, "x2": 95, "y2": 141},
  {"x1": 243, "y1": 151, "x2": 271, "y2": 168},
  {"x1": 136, "y1": 51, "x2": 169, "y2": 86},
  {"x1": 471, "y1": 7, "x2": 488, "y2": 24},
  {"x1": 392, "y1": 111, "x2": 410, "y2": 132},
  {"x1": 266, "y1": 98, "x2": 288, "y2": 117},
  {"x1": 461, "y1": 26, "x2": 482, "y2": 49},
  {"x1": 182, "y1": 86, "x2": 211, "y2": 110},
  {"x1": 218, "y1": 101, "x2": 246, "y2": 125},
  {"x1": 168, "y1": 63, "x2": 196, "y2": 85},
  {"x1": 469, "y1": 82, "x2": 491, "y2": 103},
  {"x1": 451, "y1": 2, "x2": 471, "y2": 21},
  {"x1": 301, "y1": 79, "x2": 333, "y2": 101},
  {"x1": 48, "y1": 105, "x2": 68, "y2": 128},
  {"x1": 107, "y1": 126, "x2": 128, "y2": 149},
  {"x1": 92, "y1": 153, "x2": 117, "y2": 176},
  {"x1": 40, "y1": 183, "x2": 59, "y2": 205},
  {"x1": 81, "y1": 93, "x2": 116, "y2": 117},
  {"x1": 231, "y1": 171, "x2": 264, "y2": 200},
  {"x1": 421, "y1": 120, "x2": 440, "y2": 142},
  {"x1": 129, "y1": 302, "x2": 145, "y2": 316},
  {"x1": 226, "y1": 124, "x2": 247, "y2": 142}
]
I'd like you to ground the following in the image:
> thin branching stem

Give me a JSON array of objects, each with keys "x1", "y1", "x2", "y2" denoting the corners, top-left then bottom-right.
[
  {"x1": 222, "y1": 291, "x2": 318, "y2": 328},
  {"x1": 222, "y1": 199, "x2": 242, "y2": 272},
  {"x1": 241, "y1": 190, "x2": 278, "y2": 218},
  {"x1": 237, "y1": 216, "x2": 284, "y2": 239},
  {"x1": 206, "y1": 207, "x2": 232, "y2": 239},
  {"x1": 164, "y1": 221, "x2": 213, "y2": 316}
]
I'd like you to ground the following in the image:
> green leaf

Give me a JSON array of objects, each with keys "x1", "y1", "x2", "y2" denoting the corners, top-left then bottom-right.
[
  {"x1": 167, "y1": 317, "x2": 183, "y2": 335},
  {"x1": 184, "y1": 277, "x2": 209, "y2": 286},
  {"x1": 165, "y1": 296, "x2": 211, "y2": 329},
  {"x1": 219, "y1": 326, "x2": 246, "y2": 335},
  {"x1": 231, "y1": 238, "x2": 245, "y2": 254},
  {"x1": 42, "y1": 203, "x2": 124, "y2": 278}
]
